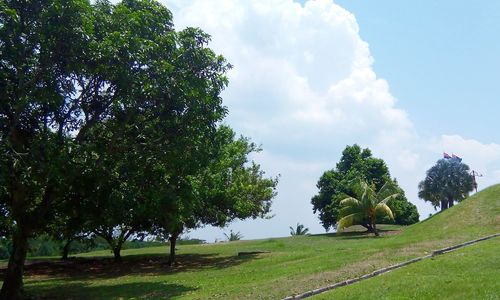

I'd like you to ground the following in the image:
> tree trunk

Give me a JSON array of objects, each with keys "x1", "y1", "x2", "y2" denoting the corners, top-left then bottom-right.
[
  {"x1": 372, "y1": 223, "x2": 379, "y2": 236},
  {"x1": 0, "y1": 228, "x2": 29, "y2": 299},
  {"x1": 448, "y1": 197, "x2": 454, "y2": 208},
  {"x1": 167, "y1": 232, "x2": 179, "y2": 266},
  {"x1": 440, "y1": 199, "x2": 448, "y2": 211},
  {"x1": 113, "y1": 247, "x2": 122, "y2": 263},
  {"x1": 61, "y1": 238, "x2": 72, "y2": 260}
]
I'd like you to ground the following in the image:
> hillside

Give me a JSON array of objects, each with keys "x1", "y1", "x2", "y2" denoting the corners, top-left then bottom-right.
[
  {"x1": 314, "y1": 237, "x2": 500, "y2": 299},
  {"x1": 21, "y1": 184, "x2": 500, "y2": 299}
]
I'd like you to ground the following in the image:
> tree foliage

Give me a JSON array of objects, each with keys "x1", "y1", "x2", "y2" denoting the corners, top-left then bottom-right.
[
  {"x1": 224, "y1": 230, "x2": 243, "y2": 241},
  {"x1": 0, "y1": 0, "x2": 251, "y2": 296},
  {"x1": 418, "y1": 158, "x2": 474, "y2": 211},
  {"x1": 311, "y1": 145, "x2": 419, "y2": 231},
  {"x1": 156, "y1": 125, "x2": 278, "y2": 265},
  {"x1": 338, "y1": 181, "x2": 397, "y2": 236},
  {"x1": 289, "y1": 223, "x2": 309, "y2": 236}
]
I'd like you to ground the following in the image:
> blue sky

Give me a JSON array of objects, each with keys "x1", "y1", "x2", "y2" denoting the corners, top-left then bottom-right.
[
  {"x1": 335, "y1": 0, "x2": 500, "y2": 143},
  {"x1": 163, "y1": 0, "x2": 500, "y2": 241}
]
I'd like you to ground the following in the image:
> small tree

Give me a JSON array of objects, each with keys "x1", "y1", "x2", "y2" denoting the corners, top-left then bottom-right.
[
  {"x1": 157, "y1": 126, "x2": 278, "y2": 265},
  {"x1": 289, "y1": 223, "x2": 309, "y2": 236},
  {"x1": 224, "y1": 230, "x2": 243, "y2": 241},
  {"x1": 418, "y1": 158, "x2": 474, "y2": 211},
  {"x1": 338, "y1": 181, "x2": 398, "y2": 236}
]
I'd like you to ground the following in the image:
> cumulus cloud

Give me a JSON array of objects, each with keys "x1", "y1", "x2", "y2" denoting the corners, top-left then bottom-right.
[
  {"x1": 166, "y1": 0, "x2": 416, "y2": 154},
  {"x1": 162, "y1": 0, "x2": 423, "y2": 239},
  {"x1": 161, "y1": 0, "x2": 498, "y2": 240}
]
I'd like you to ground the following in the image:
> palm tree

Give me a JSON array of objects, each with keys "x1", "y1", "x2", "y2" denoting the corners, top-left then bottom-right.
[
  {"x1": 418, "y1": 158, "x2": 474, "y2": 211},
  {"x1": 338, "y1": 181, "x2": 398, "y2": 236},
  {"x1": 290, "y1": 223, "x2": 309, "y2": 236},
  {"x1": 224, "y1": 230, "x2": 243, "y2": 241}
]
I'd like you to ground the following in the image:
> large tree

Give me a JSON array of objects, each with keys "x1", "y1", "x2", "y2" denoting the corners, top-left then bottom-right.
[
  {"x1": 311, "y1": 145, "x2": 419, "y2": 231},
  {"x1": 418, "y1": 158, "x2": 474, "y2": 211},
  {"x1": 0, "y1": 0, "x2": 230, "y2": 297}
]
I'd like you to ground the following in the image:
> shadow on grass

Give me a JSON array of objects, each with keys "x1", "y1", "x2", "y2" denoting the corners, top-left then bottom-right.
[
  {"x1": 0, "y1": 252, "x2": 263, "y2": 280},
  {"x1": 27, "y1": 281, "x2": 196, "y2": 299},
  {"x1": 1, "y1": 253, "x2": 263, "y2": 299},
  {"x1": 310, "y1": 227, "x2": 400, "y2": 240}
]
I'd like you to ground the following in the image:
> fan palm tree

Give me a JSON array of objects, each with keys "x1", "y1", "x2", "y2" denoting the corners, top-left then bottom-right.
[
  {"x1": 290, "y1": 223, "x2": 309, "y2": 236},
  {"x1": 338, "y1": 181, "x2": 398, "y2": 236}
]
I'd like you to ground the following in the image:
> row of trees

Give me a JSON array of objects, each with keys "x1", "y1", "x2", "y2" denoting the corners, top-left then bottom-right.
[
  {"x1": 311, "y1": 145, "x2": 420, "y2": 233},
  {"x1": 0, "y1": 0, "x2": 278, "y2": 298}
]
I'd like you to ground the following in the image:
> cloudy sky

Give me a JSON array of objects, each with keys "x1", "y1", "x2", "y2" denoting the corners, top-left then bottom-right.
[{"x1": 161, "y1": 0, "x2": 500, "y2": 241}]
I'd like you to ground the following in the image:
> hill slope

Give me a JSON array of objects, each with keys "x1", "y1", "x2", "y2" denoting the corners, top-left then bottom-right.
[
  {"x1": 315, "y1": 237, "x2": 500, "y2": 299},
  {"x1": 22, "y1": 185, "x2": 500, "y2": 299}
]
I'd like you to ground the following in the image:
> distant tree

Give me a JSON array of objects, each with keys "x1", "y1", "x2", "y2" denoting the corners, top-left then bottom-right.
[
  {"x1": 224, "y1": 230, "x2": 243, "y2": 241},
  {"x1": 312, "y1": 145, "x2": 418, "y2": 231},
  {"x1": 289, "y1": 223, "x2": 309, "y2": 236},
  {"x1": 338, "y1": 181, "x2": 398, "y2": 236},
  {"x1": 418, "y1": 158, "x2": 475, "y2": 211}
]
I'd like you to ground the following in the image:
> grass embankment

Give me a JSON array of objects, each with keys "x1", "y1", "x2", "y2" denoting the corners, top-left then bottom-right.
[
  {"x1": 314, "y1": 237, "x2": 500, "y2": 299},
  {"x1": 17, "y1": 184, "x2": 500, "y2": 299}
]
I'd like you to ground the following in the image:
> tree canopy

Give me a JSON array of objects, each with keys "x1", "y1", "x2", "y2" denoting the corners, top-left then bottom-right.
[
  {"x1": 153, "y1": 125, "x2": 278, "y2": 265},
  {"x1": 0, "y1": 0, "x2": 278, "y2": 297},
  {"x1": 311, "y1": 145, "x2": 419, "y2": 231},
  {"x1": 418, "y1": 158, "x2": 474, "y2": 211}
]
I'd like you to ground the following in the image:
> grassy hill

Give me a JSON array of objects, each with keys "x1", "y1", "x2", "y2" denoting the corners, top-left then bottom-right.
[
  {"x1": 314, "y1": 237, "x2": 500, "y2": 299},
  {"x1": 19, "y1": 184, "x2": 500, "y2": 299}
]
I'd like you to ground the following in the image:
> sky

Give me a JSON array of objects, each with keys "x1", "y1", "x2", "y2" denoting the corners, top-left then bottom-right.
[{"x1": 160, "y1": 0, "x2": 500, "y2": 242}]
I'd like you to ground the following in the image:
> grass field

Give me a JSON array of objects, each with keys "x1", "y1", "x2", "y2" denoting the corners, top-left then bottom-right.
[{"x1": 14, "y1": 184, "x2": 500, "y2": 299}]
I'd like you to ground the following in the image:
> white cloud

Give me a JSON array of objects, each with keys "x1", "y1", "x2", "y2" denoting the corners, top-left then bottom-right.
[
  {"x1": 162, "y1": 0, "x2": 499, "y2": 240},
  {"x1": 163, "y1": 0, "x2": 422, "y2": 239}
]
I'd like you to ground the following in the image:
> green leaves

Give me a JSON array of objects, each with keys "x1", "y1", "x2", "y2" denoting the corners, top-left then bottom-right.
[
  {"x1": 312, "y1": 145, "x2": 418, "y2": 231},
  {"x1": 290, "y1": 223, "x2": 309, "y2": 236},
  {"x1": 418, "y1": 159, "x2": 475, "y2": 210},
  {"x1": 337, "y1": 180, "x2": 396, "y2": 234}
]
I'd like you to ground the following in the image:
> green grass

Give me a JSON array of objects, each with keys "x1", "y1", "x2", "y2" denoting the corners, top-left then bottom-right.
[
  {"x1": 313, "y1": 237, "x2": 500, "y2": 299},
  {"x1": 18, "y1": 184, "x2": 500, "y2": 299}
]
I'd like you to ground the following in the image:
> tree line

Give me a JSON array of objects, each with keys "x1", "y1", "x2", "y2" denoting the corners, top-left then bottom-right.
[{"x1": 0, "y1": 0, "x2": 278, "y2": 298}]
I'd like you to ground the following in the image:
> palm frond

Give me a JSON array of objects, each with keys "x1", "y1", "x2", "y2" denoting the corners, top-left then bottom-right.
[
  {"x1": 338, "y1": 212, "x2": 363, "y2": 230},
  {"x1": 339, "y1": 204, "x2": 362, "y2": 218},
  {"x1": 379, "y1": 192, "x2": 399, "y2": 204},
  {"x1": 339, "y1": 197, "x2": 360, "y2": 207},
  {"x1": 377, "y1": 181, "x2": 392, "y2": 196},
  {"x1": 375, "y1": 203, "x2": 394, "y2": 220}
]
